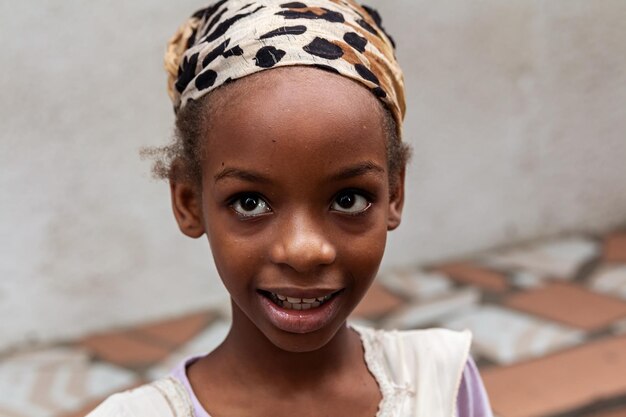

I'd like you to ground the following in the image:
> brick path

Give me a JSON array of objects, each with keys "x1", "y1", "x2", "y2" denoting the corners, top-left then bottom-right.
[{"x1": 2, "y1": 230, "x2": 626, "y2": 417}]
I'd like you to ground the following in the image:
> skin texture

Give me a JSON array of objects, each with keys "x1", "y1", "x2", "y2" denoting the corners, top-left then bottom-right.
[{"x1": 170, "y1": 67, "x2": 405, "y2": 417}]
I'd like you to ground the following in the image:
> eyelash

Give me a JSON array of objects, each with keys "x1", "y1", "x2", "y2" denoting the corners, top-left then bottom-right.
[{"x1": 227, "y1": 190, "x2": 373, "y2": 219}]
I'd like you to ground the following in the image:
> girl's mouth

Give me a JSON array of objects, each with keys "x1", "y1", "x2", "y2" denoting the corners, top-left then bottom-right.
[
  {"x1": 256, "y1": 289, "x2": 344, "y2": 334},
  {"x1": 258, "y1": 290, "x2": 337, "y2": 310}
]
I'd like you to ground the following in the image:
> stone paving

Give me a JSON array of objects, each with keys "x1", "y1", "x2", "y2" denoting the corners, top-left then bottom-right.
[{"x1": 2, "y1": 230, "x2": 626, "y2": 417}]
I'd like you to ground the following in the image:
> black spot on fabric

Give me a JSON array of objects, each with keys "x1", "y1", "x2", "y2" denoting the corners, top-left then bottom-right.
[
  {"x1": 356, "y1": 18, "x2": 378, "y2": 36},
  {"x1": 361, "y1": 5, "x2": 382, "y2": 27},
  {"x1": 254, "y1": 46, "x2": 286, "y2": 68},
  {"x1": 312, "y1": 64, "x2": 340, "y2": 74},
  {"x1": 204, "y1": 8, "x2": 229, "y2": 37},
  {"x1": 276, "y1": 8, "x2": 344, "y2": 23},
  {"x1": 361, "y1": 5, "x2": 396, "y2": 47},
  {"x1": 194, "y1": 0, "x2": 227, "y2": 20},
  {"x1": 354, "y1": 63, "x2": 379, "y2": 85},
  {"x1": 303, "y1": 37, "x2": 343, "y2": 60},
  {"x1": 318, "y1": 9, "x2": 344, "y2": 23},
  {"x1": 280, "y1": 2, "x2": 307, "y2": 8},
  {"x1": 260, "y1": 25, "x2": 307, "y2": 39},
  {"x1": 195, "y1": 69, "x2": 218, "y2": 91},
  {"x1": 202, "y1": 39, "x2": 230, "y2": 67},
  {"x1": 206, "y1": 6, "x2": 265, "y2": 43},
  {"x1": 239, "y1": 3, "x2": 254, "y2": 11},
  {"x1": 175, "y1": 52, "x2": 199, "y2": 93},
  {"x1": 372, "y1": 87, "x2": 386, "y2": 98},
  {"x1": 343, "y1": 32, "x2": 367, "y2": 53},
  {"x1": 192, "y1": 8, "x2": 206, "y2": 19},
  {"x1": 223, "y1": 77, "x2": 235, "y2": 85},
  {"x1": 222, "y1": 45, "x2": 244, "y2": 58}
]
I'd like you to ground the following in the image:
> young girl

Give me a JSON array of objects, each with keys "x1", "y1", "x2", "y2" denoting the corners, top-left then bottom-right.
[{"x1": 89, "y1": 1, "x2": 492, "y2": 416}]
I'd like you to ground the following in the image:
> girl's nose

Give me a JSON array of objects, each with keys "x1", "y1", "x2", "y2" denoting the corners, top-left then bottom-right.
[{"x1": 269, "y1": 213, "x2": 336, "y2": 273}]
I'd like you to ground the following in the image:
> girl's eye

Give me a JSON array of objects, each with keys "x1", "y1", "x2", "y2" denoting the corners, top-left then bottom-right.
[
  {"x1": 230, "y1": 194, "x2": 271, "y2": 217},
  {"x1": 331, "y1": 191, "x2": 371, "y2": 214}
]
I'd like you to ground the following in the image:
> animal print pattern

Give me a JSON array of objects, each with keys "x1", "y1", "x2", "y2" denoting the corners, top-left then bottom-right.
[{"x1": 164, "y1": 0, "x2": 405, "y2": 133}]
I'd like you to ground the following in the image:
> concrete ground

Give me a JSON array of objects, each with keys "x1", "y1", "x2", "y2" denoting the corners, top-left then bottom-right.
[{"x1": 2, "y1": 230, "x2": 626, "y2": 417}]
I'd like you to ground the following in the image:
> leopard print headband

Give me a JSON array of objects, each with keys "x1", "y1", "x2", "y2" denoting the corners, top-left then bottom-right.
[{"x1": 165, "y1": 0, "x2": 405, "y2": 135}]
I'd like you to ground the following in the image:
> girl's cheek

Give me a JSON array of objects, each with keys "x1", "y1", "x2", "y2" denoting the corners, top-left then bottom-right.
[{"x1": 339, "y1": 228, "x2": 387, "y2": 264}]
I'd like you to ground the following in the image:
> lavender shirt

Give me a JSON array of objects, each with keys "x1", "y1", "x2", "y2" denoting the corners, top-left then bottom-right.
[{"x1": 171, "y1": 355, "x2": 493, "y2": 417}]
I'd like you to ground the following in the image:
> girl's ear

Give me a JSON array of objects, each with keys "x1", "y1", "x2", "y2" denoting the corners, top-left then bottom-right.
[
  {"x1": 170, "y1": 179, "x2": 205, "y2": 238},
  {"x1": 387, "y1": 169, "x2": 405, "y2": 231}
]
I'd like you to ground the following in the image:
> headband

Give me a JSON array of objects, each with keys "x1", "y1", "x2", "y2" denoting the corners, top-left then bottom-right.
[{"x1": 165, "y1": 0, "x2": 405, "y2": 135}]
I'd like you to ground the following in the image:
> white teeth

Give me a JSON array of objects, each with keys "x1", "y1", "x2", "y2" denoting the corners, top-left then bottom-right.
[{"x1": 269, "y1": 292, "x2": 337, "y2": 310}]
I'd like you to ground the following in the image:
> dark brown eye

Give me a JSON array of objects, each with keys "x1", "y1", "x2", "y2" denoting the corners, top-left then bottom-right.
[
  {"x1": 331, "y1": 191, "x2": 370, "y2": 214},
  {"x1": 231, "y1": 194, "x2": 271, "y2": 217},
  {"x1": 242, "y1": 196, "x2": 259, "y2": 211},
  {"x1": 338, "y1": 193, "x2": 355, "y2": 209}
]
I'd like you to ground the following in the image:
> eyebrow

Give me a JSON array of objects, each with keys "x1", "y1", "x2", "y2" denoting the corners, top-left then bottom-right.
[
  {"x1": 214, "y1": 167, "x2": 272, "y2": 184},
  {"x1": 329, "y1": 161, "x2": 385, "y2": 181},
  {"x1": 213, "y1": 161, "x2": 385, "y2": 184}
]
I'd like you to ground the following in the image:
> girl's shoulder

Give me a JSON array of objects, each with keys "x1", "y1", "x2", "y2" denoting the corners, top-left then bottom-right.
[{"x1": 86, "y1": 377, "x2": 194, "y2": 417}]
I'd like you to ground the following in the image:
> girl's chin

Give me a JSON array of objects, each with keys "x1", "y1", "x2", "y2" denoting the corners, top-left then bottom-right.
[{"x1": 260, "y1": 320, "x2": 349, "y2": 353}]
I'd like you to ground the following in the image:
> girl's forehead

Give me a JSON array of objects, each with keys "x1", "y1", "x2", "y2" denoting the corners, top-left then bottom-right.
[
  {"x1": 201, "y1": 69, "x2": 388, "y2": 176},
  {"x1": 209, "y1": 67, "x2": 384, "y2": 127}
]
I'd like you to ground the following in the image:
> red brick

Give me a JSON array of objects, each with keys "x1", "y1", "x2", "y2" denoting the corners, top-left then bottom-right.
[
  {"x1": 136, "y1": 311, "x2": 211, "y2": 348},
  {"x1": 435, "y1": 262, "x2": 509, "y2": 292},
  {"x1": 505, "y1": 282, "x2": 626, "y2": 330},
  {"x1": 482, "y1": 335, "x2": 626, "y2": 417},
  {"x1": 604, "y1": 232, "x2": 626, "y2": 263},
  {"x1": 80, "y1": 332, "x2": 170, "y2": 368},
  {"x1": 352, "y1": 282, "x2": 405, "y2": 320}
]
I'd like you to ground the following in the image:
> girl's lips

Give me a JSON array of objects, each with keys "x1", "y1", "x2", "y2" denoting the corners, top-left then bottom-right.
[{"x1": 257, "y1": 289, "x2": 344, "y2": 334}]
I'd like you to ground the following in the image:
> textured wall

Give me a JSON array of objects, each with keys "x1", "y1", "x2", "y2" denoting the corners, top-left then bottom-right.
[{"x1": 1, "y1": 0, "x2": 625, "y2": 352}]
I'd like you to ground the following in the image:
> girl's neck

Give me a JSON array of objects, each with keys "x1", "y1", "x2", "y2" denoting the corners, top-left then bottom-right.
[{"x1": 210, "y1": 302, "x2": 363, "y2": 389}]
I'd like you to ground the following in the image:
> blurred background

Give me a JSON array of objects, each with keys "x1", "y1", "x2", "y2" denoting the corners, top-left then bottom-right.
[{"x1": 1, "y1": 1, "x2": 626, "y2": 416}]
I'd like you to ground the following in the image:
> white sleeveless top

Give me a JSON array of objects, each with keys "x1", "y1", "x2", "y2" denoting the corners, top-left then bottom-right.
[{"x1": 88, "y1": 326, "x2": 472, "y2": 417}]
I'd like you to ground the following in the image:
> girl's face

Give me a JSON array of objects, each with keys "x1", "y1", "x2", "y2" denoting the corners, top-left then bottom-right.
[{"x1": 171, "y1": 68, "x2": 404, "y2": 353}]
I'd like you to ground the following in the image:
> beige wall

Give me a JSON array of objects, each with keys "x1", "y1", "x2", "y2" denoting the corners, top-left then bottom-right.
[{"x1": 1, "y1": 0, "x2": 625, "y2": 352}]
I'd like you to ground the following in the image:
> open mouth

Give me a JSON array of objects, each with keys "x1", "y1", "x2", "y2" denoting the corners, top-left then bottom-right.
[{"x1": 257, "y1": 290, "x2": 342, "y2": 311}]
